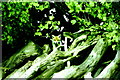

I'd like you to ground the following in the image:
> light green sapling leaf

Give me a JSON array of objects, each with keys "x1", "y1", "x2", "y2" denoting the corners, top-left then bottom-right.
[{"x1": 71, "y1": 20, "x2": 76, "y2": 25}]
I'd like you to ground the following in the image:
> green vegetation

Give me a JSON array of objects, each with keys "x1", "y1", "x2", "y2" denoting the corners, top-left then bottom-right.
[
  {"x1": 2, "y1": 1, "x2": 120, "y2": 79},
  {"x1": 2, "y1": 2, "x2": 120, "y2": 49}
]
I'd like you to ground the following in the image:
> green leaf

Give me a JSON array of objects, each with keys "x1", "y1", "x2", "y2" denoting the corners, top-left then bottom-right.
[
  {"x1": 39, "y1": 5, "x2": 44, "y2": 11},
  {"x1": 98, "y1": 10, "x2": 101, "y2": 13},
  {"x1": 114, "y1": 36, "x2": 119, "y2": 43},
  {"x1": 33, "y1": 3, "x2": 39, "y2": 6},
  {"x1": 108, "y1": 40, "x2": 112, "y2": 46},
  {"x1": 103, "y1": 17, "x2": 107, "y2": 21},
  {"x1": 38, "y1": 24, "x2": 43, "y2": 28},
  {"x1": 97, "y1": 14, "x2": 102, "y2": 19},
  {"x1": 34, "y1": 32, "x2": 42, "y2": 36},
  {"x1": 16, "y1": 11, "x2": 20, "y2": 14},
  {"x1": 54, "y1": 26, "x2": 59, "y2": 30},
  {"x1": 49, "y1": 16, "x2": 54, "y2": 20},
  {"x1": 69, "y1": 9, "x2": 74, "y2": 13},
  {"x1": 71, "y1": 20, "x2": 76, "y2": 25},
  {"x1": 89, "y1": 2, "x2": 94, "y2": 7},
  {"x1": 47, "y1": 21, "x2": 52, "y2": 24},
  {"x1": 44, "y1": 24, "x2": 48, "y2": 29},
  {"x1": 112, "y1": 44, "x2": 116, "y2": 50},
  {"x1": 57, "y1": 21, "x2": 60, "y2": 25}
]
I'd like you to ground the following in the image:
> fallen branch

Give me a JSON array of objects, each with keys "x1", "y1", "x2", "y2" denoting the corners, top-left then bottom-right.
[
  {"x1": 2, "y1": 41, "x2": 42, "y2": 78},
  {"x1": 52, "y1": 38, "x2": 108, "y2": 79},
  {"x1": 96, "y1": 48, "x2": 120, "y2": 78}
]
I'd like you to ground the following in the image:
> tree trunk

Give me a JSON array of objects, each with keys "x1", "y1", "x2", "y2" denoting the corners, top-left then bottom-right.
[
  {"x1": 3, "y1": 35, "x2": 97, "y2": 79},
  {"x1": 3, "y1": 35, "x2": 119, "y2": 79},
  {"x1": 2, "y1": 41, "x2": 42, "y2": 78},
  {"x1": 52, "y1": 38, "x2": 108, "y2": 79},
  {"x1": 96, "y1": 49, "x2": 120, "y2": 78}
]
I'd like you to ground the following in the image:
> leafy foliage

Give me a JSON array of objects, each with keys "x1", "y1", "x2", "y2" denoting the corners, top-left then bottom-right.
[
  {"x1": 2, "y1": 2, "x2": 50, "y2": 60},
  {"x1": 2, "y1": 2, "x2": 120, "y2": 79},
  {"x1": 65, "y1": 2, "x2": 120, "y2": 50},
  {"x1": 2, "y1": 2, "x2": 120, "y2": 54},
  {"x1": 2, "y1": 2, "x2": 49, "y2": 46}
]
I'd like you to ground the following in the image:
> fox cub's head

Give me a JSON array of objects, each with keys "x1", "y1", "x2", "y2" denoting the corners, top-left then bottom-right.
[{"x1": 52, "y1": 35, "x2": 61, "y2": 42}]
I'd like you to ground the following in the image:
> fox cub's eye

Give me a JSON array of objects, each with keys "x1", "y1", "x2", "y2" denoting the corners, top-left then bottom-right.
[{"x1": 53, "y1": 36, "x2": 60, "y2": 41}]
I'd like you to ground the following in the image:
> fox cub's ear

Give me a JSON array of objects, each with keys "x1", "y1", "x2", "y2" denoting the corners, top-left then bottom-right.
[{"x1": 52, "y1": 35, "x2": 61, "y2": 37}]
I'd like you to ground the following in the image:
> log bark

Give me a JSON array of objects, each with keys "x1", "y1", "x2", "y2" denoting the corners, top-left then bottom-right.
[
  {"x1": 52, "y1": 38, "x2": 108, "y2": 79},
  {"x1": 6, "y1": 61, "x2": 33, "y2": 78},
  {"x1": 3, "y1": 41, "x2": 41, "y2": 69},
  {"x1": 69, "y1": 35, "x2": 87, "y2": 50},
  {"x1": 73, "y1": 39, "x2": 108, "y2": 78},
  {"x1": 33, "y1": 38, "x2": 97, "y2": 79},
  {"x1": 4, "y1": 35, "x2": 97, "y2": 79},
  {"x1": 3, "y1": 37, "x2": 119, "y2": 79},
  {"x1": 5, "y1": 53, "x2": 47, "y2": 78},
  {"x1": 2, "y1": 41, "x2": 42, "y2": 78},
  {"x1": 96, "y1": 48, "x2": 120, "y2": 78},
  {"x1": 34, "y1": 56, "x2": 74, "y2": 79}
]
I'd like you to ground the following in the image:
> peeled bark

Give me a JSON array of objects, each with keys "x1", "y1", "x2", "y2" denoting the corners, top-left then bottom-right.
[
  {"x1": 2, "y1": 41, "x2": 42, "y2": 78},
  {"x1": 3, "y1": 35, "x2": 97, "y2": 79},
  {"x1": 73, "y1": 39, "x2": 108, "y2": 78},
  {"x1": 34, "y1": 56, "x2": 74, "y2": 79},
  {"x1": 2, "y1": 37, "x2": 119, "y2": 79},
  {"x1": 6, "y1": 61, "x2": 33, "y2": 78},
  {"x1": 52, "y1": 38, "x2": 108, "y2": 79},
  {"x1": 5, "y1": 52, "x2": 48, "y2": 79},
  {"x1": 96, "y1": 49, "x2": 120, "y2": 78},
  {"x1": 69, "y1": 35, "x2": 87, "y2": 50},
  {"x1": 33, "y1": 37, "x2": 97, "y2": 79},
  {"x1": 3, "y1": 41, "x2": 41, "y2": 69},
  {"x1": 93, "y1": 66, "x2": 104, "y2": 77}
]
